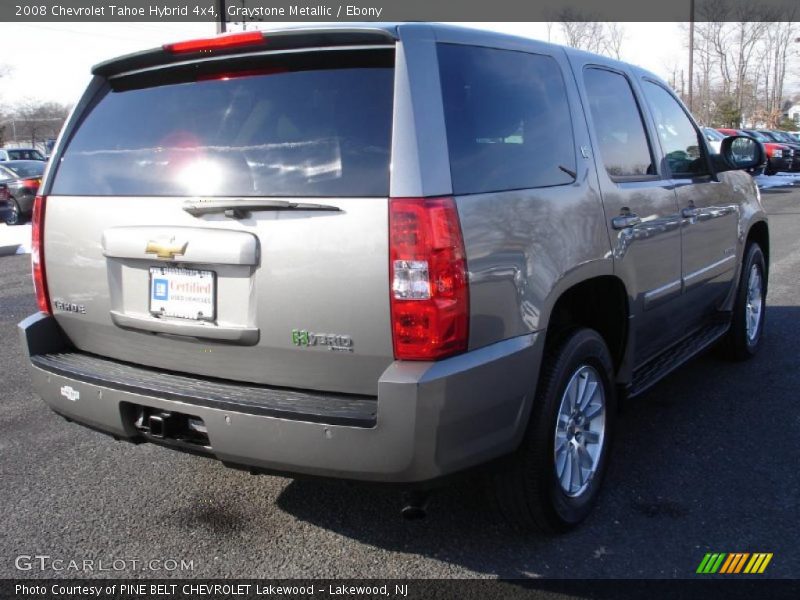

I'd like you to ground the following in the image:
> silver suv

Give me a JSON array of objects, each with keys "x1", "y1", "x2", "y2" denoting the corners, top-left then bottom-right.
[{"x1": 20, "y1": 24, "x2": 769, "y2": 532}]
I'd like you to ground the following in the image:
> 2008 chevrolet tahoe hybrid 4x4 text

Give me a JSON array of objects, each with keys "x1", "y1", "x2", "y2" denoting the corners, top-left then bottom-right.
[{"x1": 19, "y1": 24, "x2": 769, "y2": 532}]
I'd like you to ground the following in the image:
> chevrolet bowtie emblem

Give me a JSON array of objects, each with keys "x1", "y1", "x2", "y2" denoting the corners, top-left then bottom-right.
[{"x1": 145, "y1": 238, "x2": 188, "y2": 259}]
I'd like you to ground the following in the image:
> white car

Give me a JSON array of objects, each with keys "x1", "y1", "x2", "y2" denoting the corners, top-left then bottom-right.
[{"x1": 703, "y1": 127, "x2": 725, "y2": 153}]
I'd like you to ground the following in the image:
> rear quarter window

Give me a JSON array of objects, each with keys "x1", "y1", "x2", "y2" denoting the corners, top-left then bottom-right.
[
  {"x1": 437, "y1": 44, "x2": 576, "y2": 195},
  {"x1": 50, "y1": 50, "x2": 394, "y2": 197}
]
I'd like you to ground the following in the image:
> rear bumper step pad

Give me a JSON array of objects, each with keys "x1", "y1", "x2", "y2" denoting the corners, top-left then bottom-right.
[{"x1": 31, "y1": 351, "x2": 377, "y2": 428}]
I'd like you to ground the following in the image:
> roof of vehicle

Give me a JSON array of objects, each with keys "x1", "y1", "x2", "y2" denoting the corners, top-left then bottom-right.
[
  {"x1": 1, "y1": 147, "x2": 41, "y2": 152},
  {"x1": 91, "y1": 22, "x2": 667, "y2": 87}
]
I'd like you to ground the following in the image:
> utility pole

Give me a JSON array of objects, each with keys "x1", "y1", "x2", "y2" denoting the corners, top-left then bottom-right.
[
  {"x1": 688, "y1": 0, "x2": 695, "y2": 112},
  {"x1": 216, "y1": 0, "x2": 226, "y2": 33}
]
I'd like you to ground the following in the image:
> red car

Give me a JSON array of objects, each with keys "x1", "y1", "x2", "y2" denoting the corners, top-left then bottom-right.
[{"x1": 717, "y1": 128, "x2": 792, "y2": 174}]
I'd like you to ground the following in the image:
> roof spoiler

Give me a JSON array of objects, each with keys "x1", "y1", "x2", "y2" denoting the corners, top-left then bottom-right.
[{"x1": 92, "y1": 27, "x2": 398, "y2": 78}]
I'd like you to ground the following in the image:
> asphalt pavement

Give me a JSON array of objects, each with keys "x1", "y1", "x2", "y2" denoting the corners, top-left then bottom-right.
[{"x1": 1, "y1": 188, "x2": 799, "y2": 580}]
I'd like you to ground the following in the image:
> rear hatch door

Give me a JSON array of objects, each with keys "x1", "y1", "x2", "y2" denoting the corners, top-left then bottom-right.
[{"x1": 44, "y1": 45, "x2": 396, "y2": 395}]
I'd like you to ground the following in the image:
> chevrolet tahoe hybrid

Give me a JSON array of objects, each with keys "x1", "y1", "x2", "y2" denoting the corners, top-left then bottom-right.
[{"x1": 20, "y1": 24, "x2": 769, "y2": 532}]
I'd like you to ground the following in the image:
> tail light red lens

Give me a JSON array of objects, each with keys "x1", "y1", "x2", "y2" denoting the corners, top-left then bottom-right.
[
  {"x1": 21, "y1": 178, "x2": 41, "y2": 189},
  {"x1": 163, "y1": 31, "x2": 265, "y2": 54},
  {"x1": 389, "y1": 197, "x2": 469, "y2": 360},
  {"x1": 31, "y1": 195, "x2": 51, "y2": 314}
]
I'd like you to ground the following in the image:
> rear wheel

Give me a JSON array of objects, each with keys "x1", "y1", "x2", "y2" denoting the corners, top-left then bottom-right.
[
  {"x1": 4, "y1": 199, "x2": 21, "y2": 226},
  {"x1": 494, "y1": 328, "x2": 616, "y2": 533},
  {"x1": 721, "y1": 243, "x2": 766, "y2": 360}
]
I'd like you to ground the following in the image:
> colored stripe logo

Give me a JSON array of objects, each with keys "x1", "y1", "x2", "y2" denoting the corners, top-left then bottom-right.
[{"x1": 697, "y1": 552, "x2": 773, "y2": 574}]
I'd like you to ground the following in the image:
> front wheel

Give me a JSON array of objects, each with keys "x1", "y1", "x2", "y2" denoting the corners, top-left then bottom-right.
[
  {"x1": 494, "y1": 328, "x2": 616, "y2": 533},
  {"x1": 721, "y1": 243, "x2": 766, "y2": 360}
]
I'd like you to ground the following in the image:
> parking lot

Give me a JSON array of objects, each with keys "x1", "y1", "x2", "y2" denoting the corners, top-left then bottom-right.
[{"x1": 1, "y1": 186, "x2": 799, "y2": 580}]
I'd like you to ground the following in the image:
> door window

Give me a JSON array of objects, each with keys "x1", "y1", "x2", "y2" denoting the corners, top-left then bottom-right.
[
  {"x1": 583, "y1": 68, "x2": 654, "y2": 179},
  {"x1": 642, "y1": 81, "x2": 709, "y2": 178}
]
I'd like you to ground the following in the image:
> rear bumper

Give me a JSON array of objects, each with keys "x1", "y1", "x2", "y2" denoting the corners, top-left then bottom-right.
[{"x1": 19, "y1": 313, "x2": 543, "y2": 483}]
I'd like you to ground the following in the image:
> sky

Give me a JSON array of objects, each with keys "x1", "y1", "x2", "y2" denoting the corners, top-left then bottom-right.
[{"x1": 0, "y1": 21, "x2": 697, "y2": 108}]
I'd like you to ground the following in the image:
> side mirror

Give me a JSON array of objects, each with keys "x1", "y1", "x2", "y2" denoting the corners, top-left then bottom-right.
[{"x1": 717, "y1": 135, "x2": 765, "y2": 172}]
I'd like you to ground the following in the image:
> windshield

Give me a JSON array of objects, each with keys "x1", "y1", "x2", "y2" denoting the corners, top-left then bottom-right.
[
  {"x1": 743, "y1": 130, "x2": 769, "y2": 143},
  {"x1": 757, "y1": 131, "x2": 781, "y2": 142},
  {"x1": 7, "y1": 149, "x2": 45, "y2": 161}
]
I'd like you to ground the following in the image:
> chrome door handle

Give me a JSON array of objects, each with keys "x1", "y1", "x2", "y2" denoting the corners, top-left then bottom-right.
[
  {"x1": 611, "y1": 214, "x2": 641, "y2": 229},
  {"x1": 682, "y1": 207, "x2": 699, "y2": 218}
]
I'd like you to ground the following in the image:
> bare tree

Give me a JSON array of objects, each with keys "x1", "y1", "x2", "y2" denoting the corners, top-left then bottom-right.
[
  {"x1": 604, "y1": 23, "x2": 626, "y2": 60},
  {"x1": 8, "y1": 100, "x2": 71, "y2": 147},
  {"x1": 556, "y1": 13, "x2": 626, "y2": 60},
  {"x1": 760, "y1": 21, "x2": 797, "y2": 126}
]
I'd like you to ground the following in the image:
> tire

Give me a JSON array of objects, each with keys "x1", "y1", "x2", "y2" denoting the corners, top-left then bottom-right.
[
  {"x1": 721, "y1": 243, "x2": 767, "y2": 360},
  {"x1": 494, "y1": 328, "x2": 617, "y2": 533},
  {"x1": 4, "y1": 199, "x2": 21, "y2": 226}
]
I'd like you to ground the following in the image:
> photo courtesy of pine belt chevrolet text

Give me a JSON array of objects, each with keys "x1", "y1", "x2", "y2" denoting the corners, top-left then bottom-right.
[{"x1": 19, "y1": 23, "x2": 769, "y2": 533}]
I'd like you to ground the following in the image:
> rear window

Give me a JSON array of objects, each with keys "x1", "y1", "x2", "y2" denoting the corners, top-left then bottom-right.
[
  {"x1": 5, "y1": 162, "x2": 45, "y2": 178},
  {"x1": 438, "y1": 44, "x2": 576, "y2": 195},
  {"x1": 51, "y1": 50, "x2": 394, "y2": 197}
]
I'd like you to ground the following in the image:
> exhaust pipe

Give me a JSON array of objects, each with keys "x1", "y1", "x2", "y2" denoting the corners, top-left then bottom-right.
[{"x1": 401, "y1": 491, "x2": 430, "y2": 520}]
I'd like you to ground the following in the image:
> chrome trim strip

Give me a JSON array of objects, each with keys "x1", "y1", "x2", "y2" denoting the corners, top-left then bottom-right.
[
  {"x1": 643, "y1": 279, "x2": 682, "y2": 310},
  {"x1": 683, "y1": 255, "x2": 736, "y2": 289},
  {"x1": 110, "y1": 311, "x2": 259, "y2": 345}
]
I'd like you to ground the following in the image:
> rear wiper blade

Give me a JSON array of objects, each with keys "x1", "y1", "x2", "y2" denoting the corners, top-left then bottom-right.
[{"x1": 183, "y1": 198, "x2": 341, "y2": 218}]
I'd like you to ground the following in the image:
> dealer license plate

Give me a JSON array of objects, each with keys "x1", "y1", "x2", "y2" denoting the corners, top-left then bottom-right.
[{"x1": 149, "y1": 267, "x2": 215, "y2": 321}]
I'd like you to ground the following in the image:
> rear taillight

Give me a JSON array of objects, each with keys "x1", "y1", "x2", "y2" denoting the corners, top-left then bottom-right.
[
  {"x1": 21, "y1": 178, "x2": 41, "y2": 189},
  {"x1": 389, "y1": 197, "x2": 468, "y2": 360},
  {"x1": 163, "y1": 31, "x2": 265, "y2": 54},
  {"x1": 31, "y1": 195, "x2": 51, "y2": 314}
]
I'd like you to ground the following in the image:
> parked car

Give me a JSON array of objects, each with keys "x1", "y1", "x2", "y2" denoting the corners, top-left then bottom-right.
[
  {"x1": 0, "y1": 147, "x2": 46, "y2": 162},
  {"x1": 719, "y1": 128, "x2": 791, "y2": 174},
  {"x1": 702, "y1": 126, "x2": 725, "y2": 153},
  {"x1": 19, "y1": 25, "x2": 769, "y2": 533},
  {"x1": 742, "y1": 129, "x2": 799, "y2": 172},
  {"x1": 0, "y1": 160, "x2": 45, "y2": 225},
  {"x1": 758, "y1": 130, "x2": 800, "y2": 171}
]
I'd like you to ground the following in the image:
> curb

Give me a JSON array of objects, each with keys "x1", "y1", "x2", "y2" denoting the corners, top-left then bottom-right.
[{"x1": 0, "y1": 244, "x2": 21, "y2": 256}]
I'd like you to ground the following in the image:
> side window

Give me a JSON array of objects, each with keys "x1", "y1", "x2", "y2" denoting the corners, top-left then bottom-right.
[
  {"x1": 642, "y1": 81, "x2": 708, "y2": 178},
  {"x1": 438, "y1": 44, "x2": 576, "y2": 194},
  {"x1": 583, "y1": 68, "x2": 654, "y2": 178}
]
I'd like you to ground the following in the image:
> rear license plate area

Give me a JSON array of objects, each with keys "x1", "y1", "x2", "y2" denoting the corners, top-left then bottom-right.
[{"x1": 149, "y1": 266, "x2": 215, "y2": 321}]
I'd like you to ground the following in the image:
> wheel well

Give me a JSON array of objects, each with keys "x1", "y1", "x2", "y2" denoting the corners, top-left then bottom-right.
[
  {"x1": 747, "y1": 220, "x2": 769, "y2": 276},
  {"x1": 545, "y1": 277, "x2": 628, "y2": 373}
]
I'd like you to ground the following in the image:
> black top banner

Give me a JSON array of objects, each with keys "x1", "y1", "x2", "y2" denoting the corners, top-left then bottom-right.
[{"x1": 3, "y1": 0, "x2": 799, "y2": 22}]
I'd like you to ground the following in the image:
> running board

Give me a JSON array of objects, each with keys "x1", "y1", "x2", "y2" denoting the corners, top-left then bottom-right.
[{"x1": 629, "y1": 322, "x2": 730, "y2": 398}]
